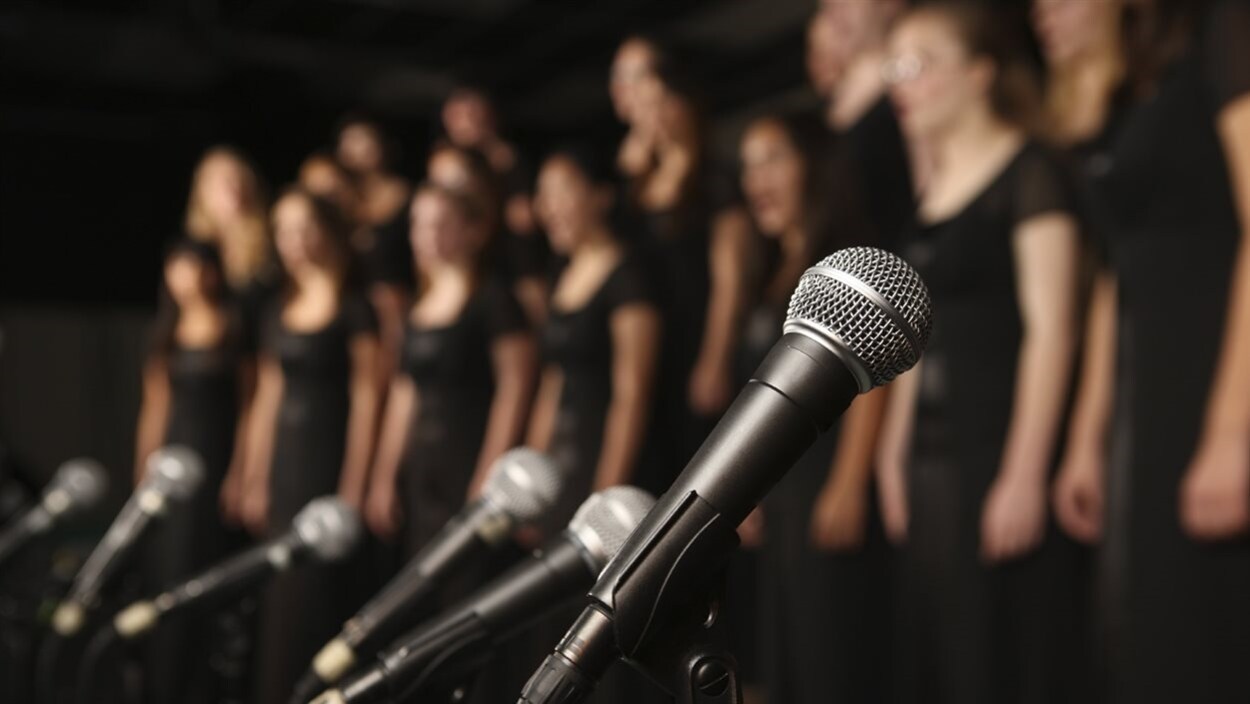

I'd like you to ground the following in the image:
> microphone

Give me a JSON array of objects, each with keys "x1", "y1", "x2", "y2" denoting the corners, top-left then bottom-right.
[
  {"x1": 307, "y1": 447, "x2": 563, "y2": 687},
  {"x1": 111, "y1": 496, "x2": 361, "y2": 640},
  {"x1": 51, "y1": 446, "x2": 205, "y2": 636},
  {"x1": 310, "y1": 486, "x2": 657, "y2": 704},
  {"x1": 519, "y1": 247, "x2": 933, "y2": 703},
  {"x1": 0, "y1": 459, "x2": 107, "y2": 566}
]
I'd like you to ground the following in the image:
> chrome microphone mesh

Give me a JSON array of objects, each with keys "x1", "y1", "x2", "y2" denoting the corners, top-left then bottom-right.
[
  {"x1": 785, "y1": 246, "x2": 933, "y2": 391},
  {"x1": 294, "y1": 496, "x2": 363, "y2": 562},
  {"x1": 48, "y1": 459, "x2": 107, "y2": 513},
  {"x1": 144, "y1": 446, "x2": 205, "y2": 501},
  {"x1": 568, "y1": 486, "x2": 655, "y2": 571},
  {"x1": 482, "y1": 448, "x2": 564, "y2": 523}
]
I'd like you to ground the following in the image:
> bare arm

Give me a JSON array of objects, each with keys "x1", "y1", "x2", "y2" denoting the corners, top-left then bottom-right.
[
  {"x1": 133, "y1": 358, "x2": 170, "y2": 486},
  {"x1": 365, "y1": 376, "x2": 416, "y2": 538},
  {"x1": 220, "y1": 358, "x2": 257, "y2": 524},
  {"x1": 339, "y1": 335, "x2": 382, "y2": 508},
  {"x1": 982, "y1": 212, "x2": 1080, "y2": 561},
  {"x1": 1179, "y1": 95, "x2": 1250, "y2": 539},
  {"x1": 240, "y1": 356, "x2": 283, "y2": 534},
  {"x1": 875, "y1": 364, "x2": 920, "y2": 542},
  {"x1": 689, "y1": 206, "x2": 751, "y2": 415},
  {"x1": 810, "y1": 385, "x2": 891, "y2": 552},
  {"x1": 469, "y1": 333, "x2": 538, "y2": 499},
  {"x1": 369, "y1": 283, "x2": 410, "y2": 394},
  {"x1": 593, "y1": 304, "x2": 662, "y2": 490}
]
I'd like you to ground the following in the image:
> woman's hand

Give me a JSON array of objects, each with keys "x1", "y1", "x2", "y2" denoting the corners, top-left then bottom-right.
[
  {"x1": 1180, "y1": 430, "x2": 1250, "y2": 540},
  {"x1": 688, "y1": 358, "x2": 733, "y2": 416},
  {"x1": 981, "y1": 472, "x2": 1048, "y2": 562},
  {"x1": 1052, "y1": 443, "x2": 1105, "y2": 544},
  {"x1": 218, "y1": 465, "x2": 245, "y2": 527},
  {"x1": 809, "y1": 478, "x2": 868, "y2": 552},
  {"x1": 240, "y1": 482, "x2": 269, "y2": 538},
  {"x1": 737, "y1": 507, "x2": 765, "y2": 549},
  {"x1": 365, "y1": 483, "x2": 402, "y2": 541},
  {"x1": 877, "y1": 458, "x2": 909, "y2": 544}
]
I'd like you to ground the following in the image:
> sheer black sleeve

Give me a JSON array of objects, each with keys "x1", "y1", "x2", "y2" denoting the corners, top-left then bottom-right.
[
  {"x1": 481, "y1": 281, "x2": 530, "y2": 339},
  {"x1": 1011, "y1": 145, "x2": 1080, "y2": 226},
  {"x1": 603, "y1": 254, "x2": 659, "y2": 312},
  {"x1": 342, "y1": 293, "x2": 380, "y2": 338}
]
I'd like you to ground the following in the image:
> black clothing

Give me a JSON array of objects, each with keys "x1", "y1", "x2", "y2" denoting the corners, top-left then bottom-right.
[
  {"x1": 839, "y1": 96, "x2": 916, "y2": 250},
  {"x1": 897, "y1": 142, "x2": 1087, "y2": 704},
  {"x1": 396, "y1": 281, "x2": 527, "y2": 558},
  {"x1": 1095, "y1": 3, "x2": 1250, "y2": 702},
  {"x1": 253, "y1": 293, "x2": 377, "y2": 704}
]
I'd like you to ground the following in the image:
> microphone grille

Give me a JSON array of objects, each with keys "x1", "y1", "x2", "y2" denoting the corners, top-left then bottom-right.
[
  {"x1": 143, "y1": 446, "x2": 205, "y2": 501},
  {"x1": 49, "y1": 459, "x2": 108, "y2": 511},
  {"x1": 293, "y1": 496, "x2": 362, "y2": 562},
  {"x1": 481, "y1": 448, "x2": 563, "y2": 523},
  {"x1": 568, "y1": 486, "x2": 655, "y2": 571},
  {"x1": 785, "y1": 247, "x2": 932, "y2": 390}
]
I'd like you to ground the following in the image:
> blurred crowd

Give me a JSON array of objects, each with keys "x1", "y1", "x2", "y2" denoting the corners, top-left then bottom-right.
[{"x1": 129, "y1": 1, "x2": 1250, "y2": 703}]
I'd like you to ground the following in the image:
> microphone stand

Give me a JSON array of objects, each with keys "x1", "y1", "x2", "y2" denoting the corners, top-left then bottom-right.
[{"x1": 623, "y1": 571, "x2": 740, "y2": 704}]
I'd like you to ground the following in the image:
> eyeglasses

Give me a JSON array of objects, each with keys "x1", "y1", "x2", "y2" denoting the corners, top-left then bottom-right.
[{"x1": 881, "y1": 52, "x2": 928, "y2": 85}]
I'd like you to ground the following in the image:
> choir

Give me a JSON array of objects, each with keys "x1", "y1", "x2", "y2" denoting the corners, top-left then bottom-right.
[{"x1": 120, "y1": 1, "x2": 1250, "y2": 703}]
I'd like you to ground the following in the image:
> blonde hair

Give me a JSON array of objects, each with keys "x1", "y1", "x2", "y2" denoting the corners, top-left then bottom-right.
[{"x1": 184, "y1": 146, "x2": 271, "y2": 287}]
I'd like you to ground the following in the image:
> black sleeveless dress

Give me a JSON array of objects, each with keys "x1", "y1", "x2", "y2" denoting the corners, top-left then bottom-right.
[
  {"x1": 397, "y1": 280, "x2": 528, "y2": 559},
  {"x1": 143, "y1": 331, "x2": 247, "y2": 704},
  {"x1": 253, "y1": 293, "x2": 378, "y2": 704},
  {"x1": 1093, "y1": 4, "x2": 1250, "y2": 702},
  {"x1": 896, "y1": 142, "x2": 1088, "y2": 704}
]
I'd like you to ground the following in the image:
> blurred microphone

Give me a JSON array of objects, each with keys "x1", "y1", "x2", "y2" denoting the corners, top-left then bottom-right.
[
  {"x1": 0, "y1": 459, "x2": 107, "y2": 567},
  {"x1": 310, "y1": 486, "x2": 656, "y2": 704},
  {"x1": 112, "y1": 496, "x2": 361, "y2": 640},
  {"x1": 307, "y1": 448, "x2": 563, "y2": 687},
  {"x1": 520, "y1": 247, "x2": 933, "y2": 703},
  {"x1": 51, "y1": 446, "x2": 204, "y2": 636}
]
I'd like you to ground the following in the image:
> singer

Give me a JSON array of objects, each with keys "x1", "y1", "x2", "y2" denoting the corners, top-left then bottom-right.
[
  {"x1": 132, "y1": 239, "x2": 254, "y2": 704},
  {"x1": 240, "y1": 186, "x2": 383, "y2": 704}
]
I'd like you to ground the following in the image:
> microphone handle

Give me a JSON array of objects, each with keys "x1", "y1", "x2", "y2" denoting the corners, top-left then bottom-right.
[
  {"x1": 0, "y1": 505, "x2": 52, "y2": 565},
  {"x1": 159, "y1": 532, "x2": 305, "y2": 616},
  {"x1": 64, "y1": 496, "x2": 156, "y2": 606},
  {"x1": 344, "y1": 534, "x2": 593, "y2": 704},
  {"x1": 343, "y1": 499, "x2": 498, "y2": 653}
]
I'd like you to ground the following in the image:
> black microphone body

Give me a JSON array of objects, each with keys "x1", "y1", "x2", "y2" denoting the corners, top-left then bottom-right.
[
  {"x1": 0, "y1": 503, "x2": 55, "y2": 565},
  {"x1": 339, "y1": 498, "x2": 497, "y2": 657},
  {"x1": 337, "y1": 534, "x2": 592, "y2": 704}
]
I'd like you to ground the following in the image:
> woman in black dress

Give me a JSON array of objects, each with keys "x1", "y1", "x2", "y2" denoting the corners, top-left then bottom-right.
[
  {"x1": 335, "y1": 117, "x2": 413, "y2": 387},
  {"x1": 877, "y1": 4, "x2": 1086, "y2": 702},
  {"x1": 364, "y1": 183, "x2": 535, "y2": 560},
  {"x1": 527, "y1": 148, "x2": 660, "y2": 528},
  {"x1": 737, "y1": 112, "x2": 892, "y2": 704},
  {"x1": 240, "y1": 187, "x2": 381, "y2": 704},
  {"x1": 183, "y1": 146, "x2": 277, "y2": 350},
  {"x1": 441, "y1": 88, "x2": 549, "y2": 325},
  {"x1": 613, "y1": 45, "x2": 753, "y2": 493},
  {"x1": 133, "y1": 240, "x2": 251, "y2": 704},
  {"x1": 1048, "y1": 1, "x2": 1250, "y2": 702}
]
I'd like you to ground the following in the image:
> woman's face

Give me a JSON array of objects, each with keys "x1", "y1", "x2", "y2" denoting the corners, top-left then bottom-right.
[
  {"x1": 806, "y1": 12, "x2": 846, "y2": 98},
  {"x1": 1032, "y1": 0, "x2": 1121, "y2": 67},
  {"x1": 428, "y1": 149, "x2": 474, "y2": 191},
  {"x1": 337, "y1": 124, "x2": 384, "y2": 174},
  {"x1": 164, "y1": 254, "x2": 210, "y2": 305},
  {"x1": 273, "y1": 195, "x2": 331, "y2": 276},
  {"x1": 610, "y1": 39, "x2": 657, "y2": 123},
  {"x1": 534, "y1": 156, "x2": 604, "y2": 255},
  {"x1": 441, "y1": 93, "x2": 493, "y2": 148},
  {"x1": 198, "y1": 155, "x2": 251, "y2": 224},
  {"x1": 410, "y1": 190, "x2": 479, "y2": 267},
  {"x1": 886, "y1": 12, "x2": 989, "y2": 137},
  {"x1": 740, "y1": 120, "x2": 805, "y2": 237}
]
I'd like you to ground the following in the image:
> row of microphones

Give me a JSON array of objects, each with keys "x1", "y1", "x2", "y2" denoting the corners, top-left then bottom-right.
[
  {"x1": 292, "y1": 448, "x2": 564, "y2": 701},
  {"x1": 52, "y1": 446, "x2": 204, "y2": 636},
  {"x1": 311, "y1": 485, "x2": 657, "y2": 704},
  {"x1": 519, "y1": 247, "x2": 934, "y2": 702},
  {"x1": 0, "y1": 459, "x2": 107, "y2": 567},
  {"x1": 112, "y1": 496, "x2": 361, "y2": 640}
]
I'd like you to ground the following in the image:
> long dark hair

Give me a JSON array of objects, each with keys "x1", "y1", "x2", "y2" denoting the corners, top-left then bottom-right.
[
  {"x1": 148, "y1": 239, "x2": 235, "y2": 359},
  {"x1": 1122, "y1": 0, "x2": 1206, "y2": 98}
]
